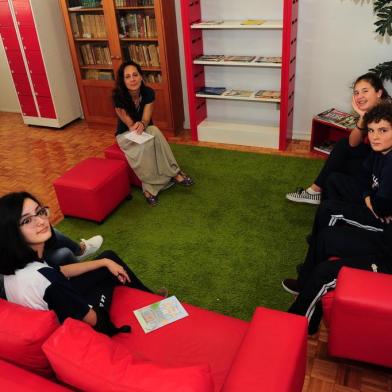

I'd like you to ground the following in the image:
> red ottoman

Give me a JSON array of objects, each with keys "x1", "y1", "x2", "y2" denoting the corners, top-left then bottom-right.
[
  {"x1": 104, "y1": 143, "x2": 142, "y2": 188},
  {"x1": 53, "y1": 158, "x2": 130, "y2": 223}
]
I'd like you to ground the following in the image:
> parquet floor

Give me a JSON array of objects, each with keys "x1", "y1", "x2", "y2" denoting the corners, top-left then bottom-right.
[{"x1": 1, "y1": 111, "x2": 392, "y2": 391}]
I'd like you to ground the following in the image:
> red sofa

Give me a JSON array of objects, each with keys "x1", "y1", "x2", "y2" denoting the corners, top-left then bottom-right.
[{"x1": 0, "y1": 286, "x2": 307, "y2": 391}]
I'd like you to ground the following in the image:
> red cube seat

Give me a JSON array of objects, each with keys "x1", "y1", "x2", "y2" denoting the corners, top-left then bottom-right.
[
  {"x1": 104, "y1": 143, "x2": 142, "y2": 188},
  {"x1": 53, "y1": 158, "x2": 130, "y2": 222}
]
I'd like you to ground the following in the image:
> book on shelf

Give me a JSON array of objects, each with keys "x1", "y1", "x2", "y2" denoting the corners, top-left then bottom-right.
[
  {"x1": 313, "y1": 140, "x2": 336, "y2": 155},
  {"x1": 125, "y1": 43, "x2": 160, "y2": 67},
  {"x1": 195, "y1": 54, "x2": 225, "y2": 62},
  {"x1": 223, "y1": 89, "x2": 254, "y2": 97},
  {"x1": 315, "y1": 108, "x2": 357, "y2": 129},
  {"x1": 197, "y1": 87, "x2": 226, "y2": 96},
  {"x1": 115, "y1": 0, "x2": 154, "y2": 6},
  {"x1": 197, "y1": 20, "x2": 224, "y2": 25},
  {"x1": 223, "y1": 55, "x2": 256, "y2": 62},
  {"x1": 254, "y1": 90, "x2": 280, "y2": 100},
  {"x1": 240, "y1": 19, "x2": 264, "y2": 25},
  {"x1": 70, "y1": 14, "x2": 107, "y2": 39},
  {"x1": 121, "y1": 13, "x2": 157, "y2": 39},
  {"x1": 78, "y1": 43, "x2": 112, "y2": 65},
  {"x1": 255, "y1": 56, "x2": 282, "y2": 64},
  {"x1": 133, "y1": 296, "x2": 189, "y2": 333}
]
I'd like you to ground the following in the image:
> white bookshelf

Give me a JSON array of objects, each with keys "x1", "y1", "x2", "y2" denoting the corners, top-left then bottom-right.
[
  {"x1": 195, "y1": 93, "x2": 280, "y2": 103},
  {"x1": 193, "y1": 59, "x2": 282, "y2": 68}
]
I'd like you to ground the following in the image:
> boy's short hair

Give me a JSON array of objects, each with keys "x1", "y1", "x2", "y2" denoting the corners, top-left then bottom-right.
[{"x1": 363, "y1": 102, "x2": 392, "y2": 129}]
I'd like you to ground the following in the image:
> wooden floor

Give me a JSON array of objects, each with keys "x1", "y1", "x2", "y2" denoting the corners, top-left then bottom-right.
[{"x1": 1, "y1": 111, "x2": 392, "y2": 391}]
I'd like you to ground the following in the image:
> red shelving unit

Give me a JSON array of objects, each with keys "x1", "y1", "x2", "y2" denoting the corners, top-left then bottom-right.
[{"x1": 180, "y1": 0, "x2": 299, "y2": 150}]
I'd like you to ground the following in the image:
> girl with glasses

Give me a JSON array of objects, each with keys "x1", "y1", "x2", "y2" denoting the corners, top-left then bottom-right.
[{"x1": 0, "y1": 191, "x2": 158, "y2": 336}]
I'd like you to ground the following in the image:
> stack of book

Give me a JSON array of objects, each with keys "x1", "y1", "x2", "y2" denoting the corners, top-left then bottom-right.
[
  {"x1": 313, "y1": 140, "x2": 336, "y2": 155},
  {"x1": 78, "y1": 44, "x2": 112, "y2": 65},
  {"x1": 115, "y1": 0, "x2": 154, "y2": 6},
  {"x1": 70, "y1": 13, "x2": 107, "y2": 38},
  {"x1": 195, "y1": 54, "x2": 282, "y2": 65},
  {"x1": 84, "y1": 69, "x2": 114, "y2": 80},
  {"x1": 120, "y1": 13, "x2": 157, "y2": 39},
  {"x1": 315, "y1": 108, "x2": 357, "y2": 129}
]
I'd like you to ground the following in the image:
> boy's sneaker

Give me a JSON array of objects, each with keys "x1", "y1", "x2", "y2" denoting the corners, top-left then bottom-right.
[
  {"x1": 76, "y1": 235, "x2": 103, "y2": 261},
  {"x1": 286, "y1": 188, "x2": 321, "y2": 205},
  {"x1": 282, "y1": 278, "x2": 300, "y2": 295}
]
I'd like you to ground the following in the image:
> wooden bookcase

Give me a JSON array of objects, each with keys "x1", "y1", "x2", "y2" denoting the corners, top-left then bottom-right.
[
  {"x1": 59, "y1": 0, "x2": 184, "y2": 136},
  {"x1": 180, "y1": 0, "x2": 298, "y2": 150}
]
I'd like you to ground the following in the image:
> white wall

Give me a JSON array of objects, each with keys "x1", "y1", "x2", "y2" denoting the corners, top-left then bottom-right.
[
  {"x1": 0, "y1": 43, "x2": 19, "y2": 112},
  {"x1": 2, "y1": 0, "x2": 391, "y2": 139}
]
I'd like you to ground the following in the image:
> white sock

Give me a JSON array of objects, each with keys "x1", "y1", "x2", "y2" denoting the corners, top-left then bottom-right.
[{"x1": 306, "y1": 187, "x2": 320, "y2": 195}]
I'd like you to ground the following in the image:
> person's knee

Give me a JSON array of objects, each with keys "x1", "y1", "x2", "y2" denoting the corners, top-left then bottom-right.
[
  {"x1": 47, "y1": 248, "x2": 76, "y2": 266},
  {"x1": 146, "y1": 125, "x2": 161, "y2": 136}
]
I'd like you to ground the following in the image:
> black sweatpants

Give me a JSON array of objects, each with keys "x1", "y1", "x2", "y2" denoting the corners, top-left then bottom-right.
[
  {"x1": 45, "y1": 250, "x2": 152, "y2": 323},
  {"x1": 314, "y1": 138, "x2": 370, "y2": 190}
]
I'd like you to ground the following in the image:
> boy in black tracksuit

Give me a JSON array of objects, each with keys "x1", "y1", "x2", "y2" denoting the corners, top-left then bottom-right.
[{"x1": 285, "y1": 103, "x2": 392, "y2": 334}]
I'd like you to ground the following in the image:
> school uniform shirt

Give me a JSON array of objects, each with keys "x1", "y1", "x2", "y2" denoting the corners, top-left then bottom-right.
[
  {"x1": 362, "y1": 149, "x2": 392, "y2": 217},
  {"x1": 113, "y1": 84, "x2": 155, "y2": 136},
  {"x1": 4, "y1": 261, "x2": 90, "y2": 322}
]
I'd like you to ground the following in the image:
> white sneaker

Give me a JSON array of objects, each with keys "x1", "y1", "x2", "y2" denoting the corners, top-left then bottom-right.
[
  {"x1": 76, "y1": 235, "x2": 103, "y2": 261},
  {"x1": 286, "y1": 188, "x2": 321, "y2": 205}
]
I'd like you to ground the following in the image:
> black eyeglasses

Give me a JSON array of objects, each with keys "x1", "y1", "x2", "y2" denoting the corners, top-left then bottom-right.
[{"x1": 19, "y1": 206, "x2": 50, "y2": 227}]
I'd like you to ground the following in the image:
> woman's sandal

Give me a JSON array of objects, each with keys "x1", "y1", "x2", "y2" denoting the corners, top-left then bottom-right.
[
  {"x1": 172, "y1": 170, "x2": 194, "y2": 187},
  {"x1": 144, "y1": 192, "x2": 158, "y2": 206}
]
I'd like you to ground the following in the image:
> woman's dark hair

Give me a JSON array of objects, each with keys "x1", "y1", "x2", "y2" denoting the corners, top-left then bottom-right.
[
  {"x1": 112, "y1": 61, "x2": 146, "y2": 116},
  {"x1": 364, "y1": 102, "x2": 392, "y2": 128},
  {"x1": 0, "y1": 192, "x2": 52, "y2": 275},
  {"x1": 353, "y1": 72, "x2": 391, "y2": 100}
]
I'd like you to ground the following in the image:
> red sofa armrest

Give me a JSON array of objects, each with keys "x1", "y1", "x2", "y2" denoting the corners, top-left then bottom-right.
[
  {"x1": 0, "y1": 358, "x2": 70, "y2": 391},
  {"x1": 329, "y1": 267, "x2": 392, "y2": 367},
  {"x1": 222, "y1": 307, "x2": 307, "y2": 392}
]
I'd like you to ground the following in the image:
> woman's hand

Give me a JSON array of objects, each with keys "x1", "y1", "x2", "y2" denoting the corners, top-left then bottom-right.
[
  {"x1": 131, "y1": 121, "x2": 145, "y2": 135},
  {"x1": 103, "y1": 259, "x2": 131, "y2": 284},
  {"x1": 352, "y1": 95, "x2": 366, "y2": 118}
]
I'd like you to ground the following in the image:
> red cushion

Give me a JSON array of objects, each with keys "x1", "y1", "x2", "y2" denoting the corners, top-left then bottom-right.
[
  {"x1": 0, "y1": 299, "x2": 59, "y2": 376},
  {"x1": 43, "y1": 318, "x2": 214, "y2": 392},
  {"x1": 110, "y1": 287, "x2": 248, "y2": 390}
]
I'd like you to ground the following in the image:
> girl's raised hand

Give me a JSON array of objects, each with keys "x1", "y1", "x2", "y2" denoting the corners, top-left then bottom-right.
[{"x1": 352, "y1": 95, "x2": 366, "y2": 118}]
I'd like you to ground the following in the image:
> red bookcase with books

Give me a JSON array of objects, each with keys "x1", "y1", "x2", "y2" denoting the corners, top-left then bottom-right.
[{"x1": 180, "y1": 0, "x2": 298, "y2": 150}]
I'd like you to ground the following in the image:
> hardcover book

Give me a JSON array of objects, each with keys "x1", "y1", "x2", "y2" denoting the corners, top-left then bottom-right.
[
  {"x1": 134, "y1": 296, "x2": 189, "y2": 333},
  {"x1": 224, "y1": 89, "x2": 254, "y2": 97},
  {"x1": 255, "y1": 56, "x2": 282, "y2": 64},
  {"x1": 316, "y1": 108, "x2": 357, "y2": 129},
  {"x1": 197, "y1": 87, "x2": 226, "y2": 95},
  {"x1": 254, "y1": 90, "x2": 280, "y2": 100},
  {"x1": 223, "y1": 55, "x2": 256, "y2": 62}
]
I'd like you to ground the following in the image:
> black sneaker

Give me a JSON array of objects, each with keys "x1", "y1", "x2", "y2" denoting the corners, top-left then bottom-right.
[{"x1": 282, "y1": 278, "x2": 300, "y2": 295}]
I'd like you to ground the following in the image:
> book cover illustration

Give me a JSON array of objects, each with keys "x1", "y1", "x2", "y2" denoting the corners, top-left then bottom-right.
[
  {"x1": 223, "y1": 89, "x2": 254, "y2": 97},
  {"x1": 134, "y1": 296, "x2": 189, "y2": 333},
  {"x1": 255, "y1": 56, "x2": 282, "y2": 64},
  {"x1": 254, "y1": 90, "x2": 280, "y2": 100},
  {"x1": 197, "y1": 87, "x2": 226, "y2": 95},
  {"x1": 316, "y1": 108, "x2": 357, "y2": 129},
  {"x1": 195, "y1": 55, "x2": 225, "y2": 62},
  {"x1": 240, "y1": 19, "x2": 264, "y2": 25},
  {"x1": 223, "y1": 55, "x2": 256, "y2": 63}
]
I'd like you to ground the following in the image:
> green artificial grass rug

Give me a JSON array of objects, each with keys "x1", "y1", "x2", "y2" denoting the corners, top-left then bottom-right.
[{"x1": 57, "y1": 144, "x2": 323, "y2": 321}]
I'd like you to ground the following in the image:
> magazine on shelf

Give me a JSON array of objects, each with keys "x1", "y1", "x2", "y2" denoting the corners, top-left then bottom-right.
[
  {"x1": 254, "y1": 90, "x2": 280, "y2": 100},
  {"x1": 134, "y1": 296, "x2": 189, "y2": 333},
  {"x1": 313, "y1": 140, "x2": 336, "y2": 155},
  {"x1": 196, "y1": 54, "x2": 225, "y2": 62},
  {"x1": 240, "y1": 19, "x2": 264, "y2": 25},
  {"x1": 124, "y1": 131, "x2": 154, "y2": 144},
  {"x1": 223, "y1": 55, "x2": 256, "y2": 62},
  {"x1": 255, "y1": 56, "x2": 282, "y2": 64},
  {"x1": 223, "y1": 89, "x2": 254, "y2": 97},
  {"x1": 315, "y1": 108, "x2": 357, "y2": 129},
  {"x1": 197, "y1": 87, "x2": 226, "y2": 95},
  {"x1": 197, "y1": 20, "x2": 224, "y2": 25}
]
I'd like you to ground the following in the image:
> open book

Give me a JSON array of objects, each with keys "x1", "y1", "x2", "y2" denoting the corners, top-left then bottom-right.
[
  {"x1": 124, "y1": 131, "x2": 154, "y2": 144},
  {"x1": 134, "y1": 296, "x2": 189, "y2": 333}
]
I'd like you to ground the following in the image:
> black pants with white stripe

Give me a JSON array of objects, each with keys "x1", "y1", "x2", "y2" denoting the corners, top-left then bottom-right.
[{"x1": 289, "y1": 255, "x2": 392, "y2": 334}]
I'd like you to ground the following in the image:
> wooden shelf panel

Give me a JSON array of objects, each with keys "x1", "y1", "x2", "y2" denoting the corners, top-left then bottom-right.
[
  {"x1": 80, "y1": 65, "x2": 113, "y2": 69},
  {"x1": 191, "y1": 20, "x2": 283, "y2": 30},
  {"x1": 68, "y1": 7, "x2": 103, "y2": 12},
  {"x1": 115, "y1": 6, "x2": 155, "y2": 10},
  {"x1": 120, "y1": 37, "x2": 158, "y2": 41},
  {"x1": 193, "y1": 60, "x2": 281, "y2": 68},
  {"x1": 75, "y1": 38, "x2": 108, "y2": 41},
  {"x1": 195, "y1": 93, "x2": 280, "y2": 104}
]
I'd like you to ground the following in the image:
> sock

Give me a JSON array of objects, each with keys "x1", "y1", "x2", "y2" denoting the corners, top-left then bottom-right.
[{"x1": 306, "y1": 187, "x2": 321, "y2": 195}]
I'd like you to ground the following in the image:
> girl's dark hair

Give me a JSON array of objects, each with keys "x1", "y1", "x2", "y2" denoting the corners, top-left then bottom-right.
[
  {"x1": 353, "y1": 72, "x2": 391, "y2": 100},
  {"x1": 0, "y1": 192, "x2": 52, "y2": 275},
  {"x1": 112, "y1": 61, "x2": 146, "y2": 116},
  {"x1": 364, "y1": 102, "x2": 392, "y2": 128}
]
